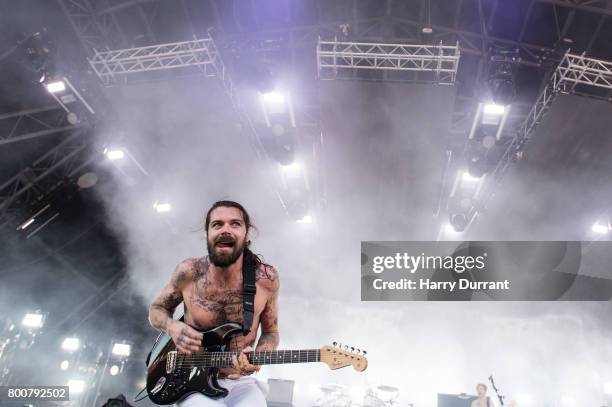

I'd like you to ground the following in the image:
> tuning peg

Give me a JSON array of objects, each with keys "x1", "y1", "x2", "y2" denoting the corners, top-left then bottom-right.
[
  {"x1": 363, "y1": 350, "x2": 367, "y2": 355},
  {"x1": 344, "y1": 345, "x2": 349, "y2": 351},
  {"x1": 332, "y1": 341, "x2": 337, "y2": 347},
  {"x1": 350, "y1": 347, "x2": 355, "y2": 353},
  {"x1": 356, "y1": 348, "x2": 361, "y2": 354}
]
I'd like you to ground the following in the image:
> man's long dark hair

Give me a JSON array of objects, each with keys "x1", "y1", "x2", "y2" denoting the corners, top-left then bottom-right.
[{"x1": 205, "y1": 200, "x2": 263, "y2": 270}]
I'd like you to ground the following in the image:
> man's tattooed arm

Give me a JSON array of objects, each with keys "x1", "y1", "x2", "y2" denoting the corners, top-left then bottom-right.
[
  {"x1": 148, "y1": 258, "x2": 194, "y2": 333},
  {"x1": 256, "y1": 265, "x2": 280, "y2": 352}
]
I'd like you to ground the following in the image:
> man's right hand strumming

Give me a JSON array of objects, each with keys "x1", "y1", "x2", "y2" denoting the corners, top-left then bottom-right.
[{"x1": 167, "y1": 319, "x2": 204, "y2": 355}]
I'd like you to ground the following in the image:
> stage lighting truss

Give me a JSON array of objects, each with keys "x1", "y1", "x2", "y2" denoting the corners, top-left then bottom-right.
[
  {"x1": 317, "y1": 39, "x2": 460, "y2": 84},
  {"x1": 88, "y1": 38, "x2": 219, "y2": 86},
  {"x1": 0, "y1": 106, "x2": 86, "y2": 146},
  {"x1": 0, "y1": 131, "x2": 96, "y2": 232},
  {"x1": 461, "y1": 51, "x2": 612, "y2": 230}
]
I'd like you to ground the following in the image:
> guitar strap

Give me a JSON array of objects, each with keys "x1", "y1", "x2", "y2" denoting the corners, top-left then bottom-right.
[{"x1": 242, "y1": 259, "x2": 257, "y2": 336}]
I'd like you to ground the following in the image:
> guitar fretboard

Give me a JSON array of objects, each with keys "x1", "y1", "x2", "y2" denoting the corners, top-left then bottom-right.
[{"x1": 180, "y1": 349, "x2": 321, "y2": 368}]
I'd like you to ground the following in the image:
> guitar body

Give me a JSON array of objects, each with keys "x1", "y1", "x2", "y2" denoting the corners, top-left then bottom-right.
[{"x1": 146, "y1": 322, "x2": 243, "y2": 405}]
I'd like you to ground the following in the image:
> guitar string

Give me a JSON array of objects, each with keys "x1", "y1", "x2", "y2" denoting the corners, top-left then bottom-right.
[{"x1": 180, "y1": 351, "x2": 320, "y2": 363}]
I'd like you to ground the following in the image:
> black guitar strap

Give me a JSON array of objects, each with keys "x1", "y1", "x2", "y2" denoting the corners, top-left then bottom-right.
[{"x1": 242, "y1": 260, "x2": 257, "y2": 335}]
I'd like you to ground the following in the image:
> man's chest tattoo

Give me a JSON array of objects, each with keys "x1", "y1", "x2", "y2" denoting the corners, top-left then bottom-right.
[{"x1": 189, "y1": 258, "x2": 243, "y2": 324}]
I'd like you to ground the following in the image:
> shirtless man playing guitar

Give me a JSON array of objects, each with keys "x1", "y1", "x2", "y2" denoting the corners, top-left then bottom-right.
[{"x1": 148, "y1": 200, "x2": 280, "y2": 406}]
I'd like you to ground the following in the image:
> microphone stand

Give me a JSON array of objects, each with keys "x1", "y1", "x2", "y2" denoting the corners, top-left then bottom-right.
[{"x1": 488, "y1": 375, "x2": 504, "y2": 406}]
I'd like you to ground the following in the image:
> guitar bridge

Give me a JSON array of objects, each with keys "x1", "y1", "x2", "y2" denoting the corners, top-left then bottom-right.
[{"x1": 166, "y1": 351, "x2": 177, "y2": 374}]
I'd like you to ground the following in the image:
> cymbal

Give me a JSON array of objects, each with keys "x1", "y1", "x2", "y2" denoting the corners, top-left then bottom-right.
[
  {"x1": 320, "y1": 384, "x2": 345, "y2": 393},
  {"x1": 377, "y1": 385, "x2": 398, "y2": 392}
]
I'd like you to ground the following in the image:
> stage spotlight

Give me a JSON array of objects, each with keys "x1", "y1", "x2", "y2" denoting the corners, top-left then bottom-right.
[
  {"x1": 262, "y1": 92, "x2": 285, "y2": 105},
  {"x1": 153, "y1": 202, "x2": 172, "y2": 213},
  {"x1": 21, "y1": 313, "x2": 44, "y2": 328},
  {"x1": 109, "y1": 365, "x2": 120, "y2": 376},
  {"x1": 592, "y1": 223, "x2": 609, "y2": 234},
  {"x1": 561, "y1": 396, "x2": 576, "y2": 406},
  {"x1": 472, "y1": 126, "x2": 497, "y2": 149},
  {"x1": 482, "y1": 103, "x2": 506, "y2": 126},
  {"x1": 46, "y1": 80, "x2": 66, "y2": 93},
  {"x1": 449, "y1": 213, "x2": 468, "y2": 233},
  {"x1": 18, "y1": 218, "x2": 36, "y2": 230},
  {"x1": 461, "y1": 171, "x2": 482, "y2": 183},
  {"x1": 66, "y1": 111, "x2": 79, "y2": 125},
  {"x1": 487, "y1": 46, "x2": 519, "y2": 106},
  {"x1": 280, "y1": 162, "x2": 301, "y2": 173},
  {"x1": 261, "y1": 92, "x2": 287, "y2": 114},
  {"x1": 444, "y1": 223, "x2": 458, "y2": 234},
  {"x1": 67, "y1": 379, "x2": 85, "y2": 394},
  {"x1": 112, "y1": 343, "x2": 131, "y2": 357},
  {"x1": 77, "y1": 172, "x2": 98, "y2": 189},
  {"x1": 483, "y1": 103, "x2": 505, "y2": 115},
  {"x1": 104, "y1": 148, "x2": 125, "y2": 161},
  {"x1": 60, "y1": 360, "x2": 70, "y2": 370},
  {"x1": 467, "y1": 155, "x2": 489, "y2": 179},
  {"x1": 296, "y1": 214, "x2": 312, "y2": 224},
  {"x1": 62, "y1": 337, "x2": 80, "y2": 351}
]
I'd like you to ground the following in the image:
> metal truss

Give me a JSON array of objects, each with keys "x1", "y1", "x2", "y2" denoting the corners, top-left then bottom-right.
[
  {"x1": 391, "y1": 17, "x2": 556, "y2": 69},
  {"x1": 0, "y1": 129, "x2": 96, "y2": 230},
  {"x1": 204, "y1": 37, "x2": 270, "y2": 163},
  {"x1": 88, "y1": 39, "x2": 218, "y2": 85},
  {"x1": 57, "y1": 0, "x2": 127, "y2": 54},
  {"x1": 0, "y1": 106, "x2": 85, "y2": 146},
  {"x1": 87, "y1": 34, "x2": 285, "y2": 205},
  {"x1": 537, "y1": 0, "x2": 612, "y2": 17},
  {"x1": 466, "y1": 51, "x2": 612, "y2": 224},
  {"x1": 554, "y1": 52, "x2": 612, "y2": 90},
  {"x1": 317, "y1": 39, "x2": 461, "y2": 84}
]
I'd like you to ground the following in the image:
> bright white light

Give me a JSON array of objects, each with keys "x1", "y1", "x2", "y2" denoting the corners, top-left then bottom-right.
[
  {"x1": 60, "y1": 360, "x2": 70, "y2": 370},
  {"x1": 22, "y1": 313, "x2": 44, "y2": 328},
  {"x1": 262, "y1": 92, "x2": 285, "y2": 105},
  {"x1": 515, "y1": 394, "x2": 534, "y2": 405},
  {"x1": 483, "y1": 103, "x2": 505, "y2": 115},
  {"x1": 604, "y1": 382, "x2": 612, "y2": 395},
  {"x1": 62, "y1": 337, "x2": 80, "y2": 351},
  {"x1": 112, "y1": 343, "x2": 131, "y2": 357},
  {"x1": 296, "y1": 215, "x2": 312, "y2": 224},
  {"x1": 592, "y1": 223, "x2": 609, "y2": 234},
  {"x1": 104, "y1": 148, "x2": 125, "y2": 160},
  {"x1": 445, "y1": 223, "x2": 462, "y2": 235},
  {"x1": 19, "y1": 218, "x2": 35, "y2": 230},
  {"x1": 109, "y1": 365, "x2": 120, "y2": 376},
  {"x1": 561, "y1": 396, "x2": 576, "y2": 406},
  {"x1": 153, "y1": 202, "x2": 172, "y2": 213},
  {"x1": 46, "y1": 81, "x2": 66, "y2": 93},
  {"x1": 280, "y1": 162, "x2": 301, "y2": 173},
  {"x1": 461, "y1": 171, "x2": 481, "y2": 183},
  {"x1": 67, "y1": 379, "x2": 85, "y2": 394}
]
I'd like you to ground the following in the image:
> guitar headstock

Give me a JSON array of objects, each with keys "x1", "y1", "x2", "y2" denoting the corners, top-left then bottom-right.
[{"x1": 320, "y1": 342, "x2": 368, "y2": 372}]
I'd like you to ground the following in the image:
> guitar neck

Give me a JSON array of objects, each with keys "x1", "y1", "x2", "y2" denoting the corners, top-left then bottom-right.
[{"x1": 183, "y1": 349, "x2": 321, "y2": 368}]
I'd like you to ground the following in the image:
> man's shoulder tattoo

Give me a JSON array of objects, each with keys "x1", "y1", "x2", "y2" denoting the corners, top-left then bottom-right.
[
  {"x1": 256, "y1": 264, "x2": 279, "y2": 282},
  {"x1": 192, "y1": 256, "x2": 209, "y2": 282}
]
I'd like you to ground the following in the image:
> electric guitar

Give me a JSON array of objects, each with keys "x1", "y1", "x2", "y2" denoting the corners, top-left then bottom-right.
[{"x1": 145, "y1": 322, "x2": 368, "y2": 405}]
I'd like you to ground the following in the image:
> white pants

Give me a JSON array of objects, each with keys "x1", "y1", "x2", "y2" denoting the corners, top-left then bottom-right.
[{"x1": 176, "y1": 377, "x2": 267, "y2": 407}]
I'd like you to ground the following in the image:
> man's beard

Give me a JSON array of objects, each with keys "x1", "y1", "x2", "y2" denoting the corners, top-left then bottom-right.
[{"x1": 207, "y1": 237, "x2": 246, "y2": 268}]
